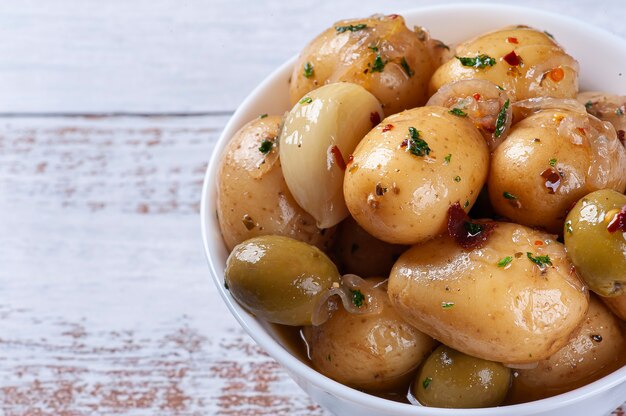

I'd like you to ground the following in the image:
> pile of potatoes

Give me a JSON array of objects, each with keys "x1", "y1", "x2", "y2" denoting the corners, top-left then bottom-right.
[{"x1": 217, "y1": 14, "x2": 626, "y2": 409}]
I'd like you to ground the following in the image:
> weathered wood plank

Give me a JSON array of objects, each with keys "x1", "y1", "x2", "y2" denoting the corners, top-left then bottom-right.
[{"x1": 0, "y1": 0, "x2": 623, "y2": 113}]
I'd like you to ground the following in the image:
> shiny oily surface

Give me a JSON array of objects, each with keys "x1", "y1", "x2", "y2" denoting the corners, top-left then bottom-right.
[
  {"x1": 509, "y1": 296, "x2": 626, "y2": 402},
  {"x1": 289, "y1": 14, "x2": 437, "y2": 116},
  {"x1": 388, "y1": 222, "x2": 588, "y2": 363},
  {"x1": 217, "y1": 116, "x2": 333, "y2": 251},
  {"x1": 564, "y1": 189, "x2": 626, "y2": 297},
  {"x1": 488, "y1": 108, "x2": 626, "y2": 233},
  {"x1": 577, "y1": 92, "x2": 626, "y2": 136},
  {"x1": 280, "y1": 82, "x2": 383, "y2": 229},
  {"x1": 429, "y1": 26, "x2": 578, "y2": 101},
  {"x1": 601, "y1": 294, "x2": 626, "y2": 322},
  {"x1": 344, "y1": 106, "x2": 489, "y2": 245},
  {"x1": 413, "y1": 345, "x2": 511, "y2": 408},
  {"x1": 306, "y1": 278, "x2": 437, "y2": 391},
  {"x1": 224, "y1": 235, "x2": 341, "y2": 326}
]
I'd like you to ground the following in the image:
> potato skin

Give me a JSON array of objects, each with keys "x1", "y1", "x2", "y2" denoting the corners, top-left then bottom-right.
[
  {"x1": 388, "y1": 222, "x2": 589, "y2": 363},
  {"x1": 290, "y1": 15, "x2": 435, "y2": 115},
  {"x1": 344, "y1": 106, "x2": 489, "y2": 245},
  {"x1": 509, "y1": 296, "x2": 626, "y2": 402},
  {"x1": 430, "y1": 26, "x2": 578, "y2": 101},
  {"x1": 217, "y1": 116, "x2": 333, "y2": 251},
  {"x1": 488, "y1": 109, "x2": 626, "y2": 233},
  {"x1": 308, "y1": 278, "x2": 437, "y2": 391},
  {"x1": 601, "y1": 294, "x2": 626, "y2": 322}
]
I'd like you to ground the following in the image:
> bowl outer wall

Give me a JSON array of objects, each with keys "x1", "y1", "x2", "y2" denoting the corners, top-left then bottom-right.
[{"x1": 201, "y1": 3, "x2": 626, "y2": 415}]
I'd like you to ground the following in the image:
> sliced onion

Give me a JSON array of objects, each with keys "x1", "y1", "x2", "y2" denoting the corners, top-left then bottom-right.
[
  {"x1": 504, "y1": 361, "x2": 539, "y2": 370},
  {"x1": 524, "y1": 48, "x2": 579, "y2": 96},
  {"x1": 513, "y1": 97, "x2": 586, "y2": 120}
]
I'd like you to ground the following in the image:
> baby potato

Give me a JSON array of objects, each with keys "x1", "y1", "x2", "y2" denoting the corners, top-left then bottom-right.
[
  {"x1": 488, "y1": 109, "x2": 626, "y2": 233},
  {"x1": 308, "y1": 278, "x2": 436, "y2": 391},
  {"x1": 344, "y1": 106, "x2": 489, "y2": 245},
  {"x1": 564, "y1": 189, "x2": 626, "y2": 296},
  {"x1": 217, "y1": 116, "x2": 333, "y2": 251},
  {"x1": 601, "y1": 294, "x2": 626, "y2": 322},
  {"x1": 509, "y1": 296, "x2": 626, "y2": 402},
  {"x1": 334, "y1": 216, "x2": 408, "y2": 278},
  {"x1": 388, "y1": 222, "x2": 589, "y2": 363},
  {"x1": 413, "y1": 345, "x2": 511, "y2": 408},
  {"x1": 225, "y1": 235, "x2": 341, "y2": 326},
  {"x1": 430, "y1": 26, "x2": 578, "y2": 102},
  {"x1": 290, "y1": 14, "x2": 436, "y2": 115}
]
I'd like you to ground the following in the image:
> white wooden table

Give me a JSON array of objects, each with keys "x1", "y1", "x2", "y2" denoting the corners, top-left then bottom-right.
[{"x1": 0, "y1": 1, "x2": 624, "y2": 414}]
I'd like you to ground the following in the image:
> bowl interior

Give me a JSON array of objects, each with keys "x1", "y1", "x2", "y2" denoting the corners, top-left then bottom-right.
[{"x1": 201, "y1": 3, "x2": 626, "y2": 415}]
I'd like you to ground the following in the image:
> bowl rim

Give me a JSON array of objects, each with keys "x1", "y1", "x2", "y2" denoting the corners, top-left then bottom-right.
[{"x1": 201, "y1": 3, "x2": 626, "y2": 414}]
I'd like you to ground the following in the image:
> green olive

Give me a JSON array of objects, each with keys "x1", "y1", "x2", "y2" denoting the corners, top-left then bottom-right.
[
  {"x1": 225, "y1": 235, "x2": 341, "y2": 325},
  {"x1": 564, "y1": 189, "x2": 626, "y2": 297},
  {"x1": 413, "y1": 345, "x2": 511, "y2": 408}
]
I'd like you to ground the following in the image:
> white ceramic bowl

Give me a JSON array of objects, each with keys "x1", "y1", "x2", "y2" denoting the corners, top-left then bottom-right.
[{"x1": 201, "y1": 4, "x2": 626, "y2": 415}]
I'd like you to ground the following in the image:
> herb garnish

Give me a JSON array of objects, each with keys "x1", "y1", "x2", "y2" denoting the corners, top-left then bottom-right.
[
  {"x1": 527, "y1": 252, "x2": 552, "y2": 269},
  {"x1": 454, "y1": 176, "x2": 461, "y2": 182},
  {"x1": 464, "y1": 200, "x2": 470, "y2": 208},
  {"x1": 549, "y1": 158, "x2": 557, "y2": 167},
  {"x1": 503, "y1": 191, "x2": 517, "y2": 200},
  {"x1": 464, "y1": 221, "x2": 482, "y2": 236},
  {"x1": 259, "y1": 113, "x2": 268, "y2": 119},
  {"x1": 335, "y1": 23, "x2": 367, "y2": 33},
  {"x1": 371, "y1": 54, "x2": 386, "y2": 72},
  {"x1": 617, "y1": 108, "x2": 625, "y2": 116},
  {"x1": 224, "y1": 281, "x2": 229, "y2": 290},
  {"x1": 497, "y1": 256, "x2": 513, "y2": 268},
  {"x1": 406, "y1": 127, "x2": 431, "y2": 157},
  {"x1": 423, "y1": 377, "x2": 432, "y2": 389},
  {"x1": 299, "y1": 96, "x2": 312, "y2": 105},
  {"x1": 259, "y1": 139, "x2": 274, "y2": 154},
  {"x1": 544, "y1": 30, "x2": 555, "y2": 39},
  {"x1": 441, "y1": 301, "x2": 455, "y2": 309},
  {"x1": 565, "y1": 220, "x2": 573, "y2": 234},
  {"x1": 456, "y1": 54, "x2": 496, "y2": 69},
  {"x1": 303, "y1": 62, "x2": 314, "y2": 78},
  {"x1": 444, "y1": 154, "x2": 452, "y2": 164},
  {"x1": 449, "y1": 108, "x2": 467, "y2": 117},
  {"x1": 400, "y1": 57, "x2": 414, "y2": 77},
  {"x1": 584, "y1": 100, "x2": 593, "y2": 109},
  {"x1": 350, "y1": 289, "x2": 365, "y2": 308},
  {"x1": 368, "y1": 44, "x2": 378, "y2": 52},
  {"x1": 495, "y1": 99, "x2": 510, "y2": 138}
]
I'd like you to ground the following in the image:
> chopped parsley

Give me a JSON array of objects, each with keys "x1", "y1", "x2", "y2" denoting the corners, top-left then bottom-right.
[
  {"x1": 503, "y1": 191, "x2": 518, "y2": 200},
  {"x1": 371, "y1": 54, "x2": 386, "y2": 72},
  {"x1": 454, "y1": 176, "x2": 461, "y2": 182},
  {"x1": 224, "y1": 280, "x2": 229, "y2": 290},
  {"x1": 449, "y1": 108, "x2": 467, "y2": 117},
  {"x1": 497, "y1": 256, "x2": 513, "y2": 268},
  {"x1": 496, "y1": 85, "x2": 505, "y2": 91},
  {"x1": 495, "y1": 99, "x2": 510, "y2": 138},
  {"x1": 368, "y1": 44, "x2": 378, "y2": 52},
  {"x1": 441, "y1": 301, "x2": 455, "y2": 309},
  {"x1": 565, "y1": 220, "x2": 573, "y2": 234},
  {"x1": 259, "y1": 139, "x2": 274, "y2": 154},
  {"x1": 456, "y1": 54, "x2": 496, "y2": 69},
  {"x1": 617, "y1": 108, "x2": 625, "y2": 116},
  {"x1": 350, "y1": 289, "x2": 365, "y2": 308},
  {"x1": 584, "y1": 100, "x2": 593, "y2": 109},
  {"x1": 406, "y1": 127, "x2": 431, "y2": 157},
  {"x1": 549, "y1": 158, "x2": 557, "y2": 167},
  {"x1": 444, "y1": 153, "x2": 452, "y2": 164},
  {"x1": 400, "y1": 57, "x2": 414, "y2": 77},
  {"x1": 422, "y1": 377, "x2": 432, "y2": 389},
  {"x1": 464, "y1": 200, "x2": 470, "y2": 208},
  {"x1": 299, "y1": 96, "x2": 313, "y2": 104},
  {"x1": 335, "y1": 23, "x2": 367, "y2": 33},
  {"x1": 464, "y1": 221, "x2": 482, "y2": 236},
  {"x1": 527, "y1": 252, "x2": 552, "y2": 268},
  {"x1": 259, "y1": 113, "x2": 268, "y2": 119},
  {"x1": 303, "y1": 62, "x2": 314, "y2": 78},
  {"x1": 544, "y1": 30, "x2": 555, "y2": 39}
]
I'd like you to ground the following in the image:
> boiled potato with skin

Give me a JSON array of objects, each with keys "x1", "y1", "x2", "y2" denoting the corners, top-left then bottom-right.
[
  {"x1": 217, "y1": 116, "x2": 333, "y2": 251},
  {"x1": 601, "y1": 294, "x2": 626, "y2": 322},
  {"x1": 564, "y1": 189, "x2": 626, "y2": 296},
  {"x1": 430, "y1": 26, "x2": 578, "y2": 101},
  {"x1": 488, "y1": 109, "x2": 626, "y2": 233},
  {"x1": 388, "y1": 222, "x2": 589, "y2": 363},
  {"x1": 307, "y1": 278, "x2": 437, "y2": 391},
  {"x1": 280, "y1": 83, "x2": 383, "y2": 229},
  {"x1": 334, "y1": 216, "x2": 408, "y2": 278},
  {"x1": 344, "y1": 106, "x2": 489, "y2": 245},
  {"x1": 225, "y1": 235, "x2": 341, "y2": 326},
  {"x1": 413, "y1": 345, "x2": 511, "y2": 408},
  {"x1": 509, "y1": 296, "x2": 626, "y2": 402},
  {"x1": 290, "y1": 15, "x2": 436, "y2": 115}
]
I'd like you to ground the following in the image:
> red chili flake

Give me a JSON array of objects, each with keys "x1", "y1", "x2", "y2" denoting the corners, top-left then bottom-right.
[
  {"x1": 534, "y1": 240, "x2": 543, "y2": 246},
  {"x1": 607, "y1": 205, "x2": 626, "y2": 233},
  {"x1": 540, "y1": 167, "x2": 561, "y2": 194},
  {"x1": 549, "y1": 67, "x2": 564, "y2": 82},
  {"x1": 503, "y1": 51, "x2": 521, "y2": 66},
  {"x1": 472, "y1": 93, "x2": 481, "y2": 101},
  {"x1": 382, "y1": 124, "x2": 394, "y2": 132},
  {"x1": 400, "y1": 139, "x2": 408, "y2": 148},
  {"x1": 330, "y1": 145, "x2": 346, "y2": 170},
  {"x1": 577, "y1": 127, "x2": 586, "y2": 135},
  {"x1": 507, "y1": 37, "x2": 519, "y2": 44},
  {"x1": 617, "y1": 130, "x2": 625, "y2": 145},
  {"x1": 370, "y1": 112, "x2": 381, "y2": 127},
  {"x1": 447, "y1": 202, "x2": 497, "y2": 250}
]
